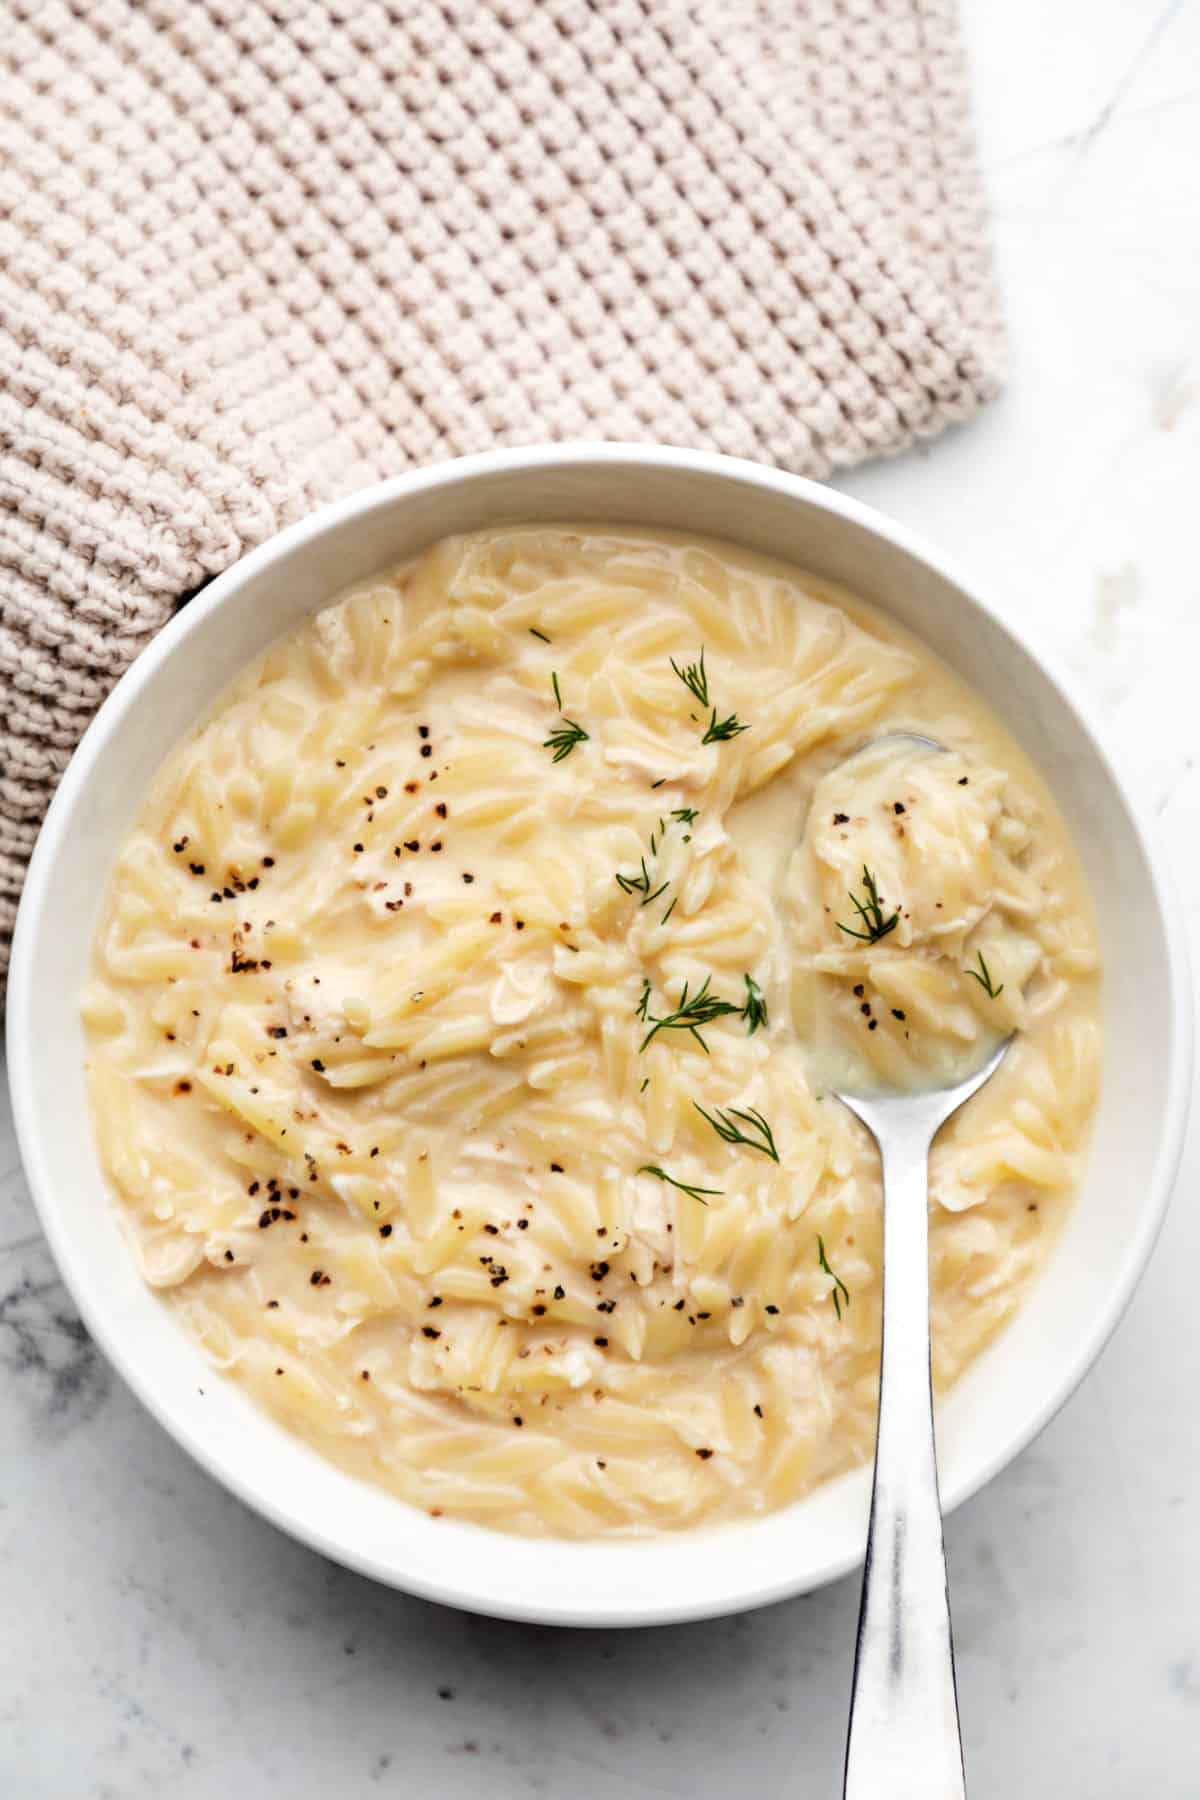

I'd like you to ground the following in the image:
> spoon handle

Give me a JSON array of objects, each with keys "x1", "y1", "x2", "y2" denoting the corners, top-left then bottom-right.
[{"x1": 843, "y1": 1136, "x2": 966, "y2": 1800}]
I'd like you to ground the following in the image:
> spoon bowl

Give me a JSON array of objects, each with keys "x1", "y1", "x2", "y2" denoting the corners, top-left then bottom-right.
[
  {"x1": 836, "y1": 1030, "x2": 1015, "y2": 1143},
  {"x1": 848, "y1": 727, "x2": 945, "y2": 759}
]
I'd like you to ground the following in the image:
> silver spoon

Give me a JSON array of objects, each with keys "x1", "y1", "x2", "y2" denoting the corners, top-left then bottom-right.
[
  {"x1": 821, "y1": 732, "x2": 1014, "y2": 1798},
  {"x1": 838, "y1": 1035, "x2": 1012, "y2": 1799}
]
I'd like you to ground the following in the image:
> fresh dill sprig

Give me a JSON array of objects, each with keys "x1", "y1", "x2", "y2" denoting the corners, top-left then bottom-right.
[
  {"x1": 638, "y1": 974, "x2": 739, "y2": 1054},
  {"x1": 701, "y1": 709, "x2": 749, "y2": 746},
  {"x1": 661, "y1": 895, "x2": 677, "y2": 925},
  {"x1": 543, "y1": 718, "x2": 589, "y2": 763},
  {"x1": 740, "y1": 973, "x2": 769, "y2": 1035},
  {"x1": 670, "y1": 646, "x2": 709, "y2": 707},
  {"x1": 615, "y1": 858, "x2": 669, "y2": 906},
  {"x1": 619, "y1": 808, "x2": 699, "y2": 909},
  {"x1": 817, "y1": 1235, "x2": 851, "y2": 1321},
  {"x1": 637, "y1": 1164, "x2": 723, "y2": 1207},
  {"x1": 836, "y1": 865, "x2": 899, "y2": 944},
  {"x1": 529, "y1": 627, "x2": 551, "y2": 643},
  {"x1": 639, "y1": 1076, "x2": 650, "y2": 1094},
  {"x1": 693, "y1": 1102, "x2": 779, "y2": 1163},
  {"x1": 671, "y1": 649, "x2": 748, "y2": 745},
  {"x1": 635, "y1": 977, "x2": 652, "y2": 1022},
  {"x1": 965, "y1": 949, "x2": 1004, "y2": 998},
  {"x1": 670, "y1": 807, "x2": 698, "y2": 826},
  {"x1": 551, "y1": 671, "x2": 562, "y2": 711}
]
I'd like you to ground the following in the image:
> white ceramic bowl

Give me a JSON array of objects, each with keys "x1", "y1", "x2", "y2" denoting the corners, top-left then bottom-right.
[{"x1": 7, "y1": 446, "x2": 1191, "y2": 1626}]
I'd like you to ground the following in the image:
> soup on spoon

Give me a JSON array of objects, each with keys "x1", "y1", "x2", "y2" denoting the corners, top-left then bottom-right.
[{"x1": 787, "y1": 731, "x2": 1030, "y2": 1097}]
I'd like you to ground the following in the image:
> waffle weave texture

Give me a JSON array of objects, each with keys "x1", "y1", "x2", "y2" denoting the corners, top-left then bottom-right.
[{"x1": 0, "y1": 0, "x2": 1004, "y2": 977}]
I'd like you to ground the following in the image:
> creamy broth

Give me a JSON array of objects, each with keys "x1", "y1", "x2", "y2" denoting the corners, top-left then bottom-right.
[{"x1": 82, "y1": 528, "x2": 1101, "y2": 1536}]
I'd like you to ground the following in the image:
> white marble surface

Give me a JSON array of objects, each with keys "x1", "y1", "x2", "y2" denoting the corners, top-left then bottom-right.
[{"x1": 3, "y1": 4, "x2": 1199, "y2": 1793}]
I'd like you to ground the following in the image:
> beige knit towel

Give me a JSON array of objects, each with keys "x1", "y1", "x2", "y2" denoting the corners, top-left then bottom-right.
[{"x1": 0, "y1": 0, "x2": 1004, "y2": 979}]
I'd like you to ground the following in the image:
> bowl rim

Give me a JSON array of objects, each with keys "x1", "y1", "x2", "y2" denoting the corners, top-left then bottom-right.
[{"x1": 6, "y1": 441, "x2": 1193, "y2": 1626}]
